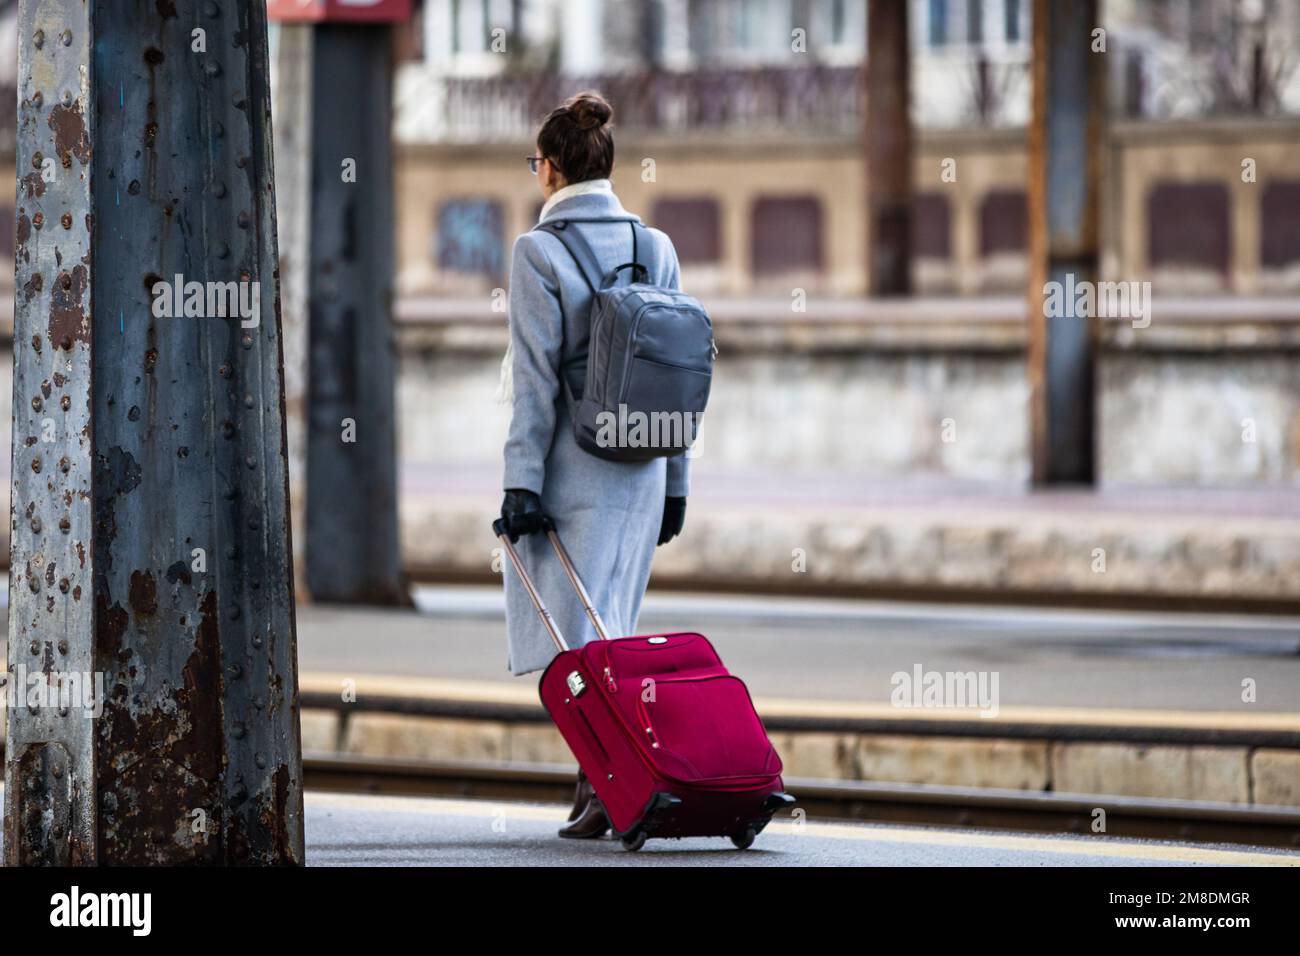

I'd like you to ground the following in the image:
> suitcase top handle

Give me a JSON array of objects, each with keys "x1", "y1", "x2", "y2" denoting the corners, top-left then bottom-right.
[{"x1": 493, "y1": 520, "x2": 612, "y2": 652}]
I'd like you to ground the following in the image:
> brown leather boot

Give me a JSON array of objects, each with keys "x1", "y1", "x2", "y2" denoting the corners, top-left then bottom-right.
[
  {"x1": 567, "y1": 770, "x2": 592, "y2": 822},
  {"x1": 558, "y1": 796, "x2": 610, "y2": 839}
]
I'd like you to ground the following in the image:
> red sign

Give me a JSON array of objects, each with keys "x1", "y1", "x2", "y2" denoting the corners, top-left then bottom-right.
[{"x1": 266, "y1": 0, "x2": 411, "y2": 22}]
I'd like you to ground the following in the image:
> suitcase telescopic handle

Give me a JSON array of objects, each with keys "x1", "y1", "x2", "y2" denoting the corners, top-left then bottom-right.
[
  {"x1": 493, "y1": 517, "x2": 612, "y2": 653},
  {"x1": 544, "y1": 526, "x2": 612, "y2": 642}
]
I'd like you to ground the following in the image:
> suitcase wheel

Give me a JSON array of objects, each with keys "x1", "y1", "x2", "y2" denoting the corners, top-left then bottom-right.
[
  {"x1": 729, "y1": 826, "x2": 757, "y2": 850},
  {"x1": 621, "y1": 831, "x2": 648, "y2": 852}
]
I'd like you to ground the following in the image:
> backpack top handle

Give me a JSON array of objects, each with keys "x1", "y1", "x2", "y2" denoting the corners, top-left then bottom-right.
[{"x1": 535, "y1": 218, "x2": 655, "y2": 292}]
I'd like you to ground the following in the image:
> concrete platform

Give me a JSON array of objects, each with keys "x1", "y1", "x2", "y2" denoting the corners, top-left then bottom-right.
[
  {"x1": 2, "y1": 785, "x2": 1293, "y2": 866},
  {"x1": 302, "y1": 790, "x2": 1300, "y2": 867}
]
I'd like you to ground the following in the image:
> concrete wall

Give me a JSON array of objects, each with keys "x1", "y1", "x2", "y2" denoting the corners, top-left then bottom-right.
[
  {"x1": 1100, "y1": 352, "x2": 1300, "y2": 485},
  {"x1": 397, "y1": 344, "x2": 1031, "y2": 482},
  {"x1": 396, "y1": 315, "x2": 1300, "y2": 488},
  {"x1": 0, "y1": 311, "x2": 1293, "y2": 497}
]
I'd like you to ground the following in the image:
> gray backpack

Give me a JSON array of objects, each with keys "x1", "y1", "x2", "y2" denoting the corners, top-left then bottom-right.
[{"x1": 535, "y1": 217, "x2": 714, "y2": 462}]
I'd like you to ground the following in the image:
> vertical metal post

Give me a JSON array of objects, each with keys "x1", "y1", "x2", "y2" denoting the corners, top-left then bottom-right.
[
  {"x1": 7, "y1": 0, "x2": 97, "y2": 867},
  {"x1": 305, "y1": 24, "x2": 406, "y2": 605},
  {"x1": 865, "y1": 0, "x2": 912, "y2": 296},
  {"x1": 271, "y1": 24, "x2": 315, "y2": 602},
  {"x1": 6, "y1": 0, "x2": 304, "y2": 865},
  {"x1": 1027, "y1": 0, "x2": 1104, "y2": 484}
]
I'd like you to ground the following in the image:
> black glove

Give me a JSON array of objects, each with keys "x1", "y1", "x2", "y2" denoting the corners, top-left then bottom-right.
[
  {"x1": 496, "y1": 488, "x2": 549, "y2": 543},
  {"x1": 657, "y1": 496, "x2": 686, "y2": 546}
]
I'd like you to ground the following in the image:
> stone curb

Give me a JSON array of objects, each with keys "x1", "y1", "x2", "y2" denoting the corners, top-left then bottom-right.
[{"x1": 296, "y1": 674, "x2": 1300, "y2": 809}]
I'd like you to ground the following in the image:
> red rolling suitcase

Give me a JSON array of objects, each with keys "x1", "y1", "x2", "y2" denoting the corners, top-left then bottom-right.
[{"x1": 495, "y1": 518, "x2": 794, "y2": 851}]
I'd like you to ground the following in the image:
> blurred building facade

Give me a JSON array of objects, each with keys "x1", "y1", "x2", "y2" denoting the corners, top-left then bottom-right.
[
  {"x1": 2, "y1": 2, "x2": 1298, "y2": 302},
  {"x1": 390, "y1": 0, "x2": 1300, "y2": 298},
  {"x1": 0, "y1": 3, "x2": 1298, "y2": 499},
  {"x1": 376, "y1": 1, "x2": 1300, "y2": 496}
]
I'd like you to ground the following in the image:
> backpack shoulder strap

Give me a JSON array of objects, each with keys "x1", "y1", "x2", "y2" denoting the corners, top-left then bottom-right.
[
  {"x1": 533, "y1": 219, "x2": 600, "y2": 295},
  {"x1": 534, "y1": 216, "x2": 649, "y2": 291},
  {"x1": 628, "y1": 221, "x2": 659, "y2": 284}
]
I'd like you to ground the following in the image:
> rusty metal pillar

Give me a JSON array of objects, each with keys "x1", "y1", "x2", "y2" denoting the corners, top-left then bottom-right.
[
  {"x1": 865, "y1": 0, "x2": 912, "y2": 296},
  {"x1": 6, "y1": 0, "x2": 304, "y2": 865},
  {"x1": 1027, "y1": 0, "x2": 1104, "y2": 484},
  {"x1": 304, "y1": 24, "x2": 406, "y2": 605}
]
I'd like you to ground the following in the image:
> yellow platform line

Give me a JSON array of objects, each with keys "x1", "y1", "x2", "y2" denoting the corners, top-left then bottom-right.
[{"x1": 304, "y1": 792, "x2": 1299, "y2": 866}]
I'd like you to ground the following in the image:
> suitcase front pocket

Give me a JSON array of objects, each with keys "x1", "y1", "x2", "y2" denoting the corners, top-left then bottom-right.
[{"x1": 633, "y1": 676, "x2": 782, "y2": 784}]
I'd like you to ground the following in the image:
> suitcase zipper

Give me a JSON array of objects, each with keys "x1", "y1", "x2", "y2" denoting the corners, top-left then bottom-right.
[{"x1": 636, "y1": 695, "x2": 660, "y2": 749}]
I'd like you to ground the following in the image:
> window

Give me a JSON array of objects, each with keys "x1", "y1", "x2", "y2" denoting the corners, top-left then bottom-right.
[
  {"x1": 653, "y1": 198, "x2": 722, "y2": 264},
  {"x1": 967, "y1": 0, "x2": 984, "y2": 45},
  {"x1": 913, "y1": 194, "x2": 952, "y2": 259},
  {"x1": 751, "y1": 197, "x2": 823, "y2": 275},
  {"x1": 1004, "y1": 0, "x2": 1021, "y2": 43},
  {"x1": 929, "y1": 0, "x2": 949, "y2": 46},
  {"x1": 1147, "y1": 182, "x2": 1229, "y2": 274},
  {"x1": 1260, "y1": 181, "x2": 1300, "y2": 269},
  {"x1": 979, "y1": 190, "x2": 1027, "y2": 256},
  {"x1": 830, "y1": 0, "x2": 847, "y2": 45}
]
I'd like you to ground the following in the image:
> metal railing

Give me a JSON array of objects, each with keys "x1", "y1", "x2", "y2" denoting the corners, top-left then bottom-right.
[{"x1": 403, "y1": 65, "x2": 863, "y2": 143}]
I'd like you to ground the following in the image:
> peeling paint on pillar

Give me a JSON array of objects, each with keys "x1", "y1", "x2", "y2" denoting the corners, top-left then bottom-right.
[
  {"x1": 6, "y1": 0, "x2": 98, "y2": 868},
  {"x1": 5, "y1": 0, "x2": 304, "y2": 866}
]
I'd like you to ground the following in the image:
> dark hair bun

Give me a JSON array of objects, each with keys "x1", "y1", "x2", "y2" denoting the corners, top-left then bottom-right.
[
  {"x1": 566, "y1": 91, "x2": 612, "y2": 131},
  {"x1": 538, "y1": 91, "x2": 616, "y2": 183}
]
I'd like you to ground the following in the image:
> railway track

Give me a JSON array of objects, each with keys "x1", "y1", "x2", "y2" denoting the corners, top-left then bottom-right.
[{"x1": 304, "y1": 753, "x2": 1300, "y2": 851}]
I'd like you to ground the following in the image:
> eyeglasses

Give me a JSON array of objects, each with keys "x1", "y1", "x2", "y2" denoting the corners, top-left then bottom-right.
[{"x1": 526, "y1": 155, "x2": 546, "y2": 175}]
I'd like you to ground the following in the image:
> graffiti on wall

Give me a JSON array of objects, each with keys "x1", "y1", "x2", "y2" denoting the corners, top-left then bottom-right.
[{"x1": 436, "y1": 198, "x2": 504, "y2": 282}]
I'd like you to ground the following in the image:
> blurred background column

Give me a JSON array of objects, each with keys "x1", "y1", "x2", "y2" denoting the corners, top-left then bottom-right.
[
  {"x1": 1027, "y1": 0, "x2": 1104, "y2": 485},
  {"x1": 271, "y1": 24, "x2": 313, "y2": 601},
  {"x1": 866, "y1": 0, "x2": 913, "y2": 296},
  {"x1": 306, "y1": 24, "x2": 406, "y2": 604},
  {"x1": 269, "y1": 1, "x2": 409, "y2": 604}
]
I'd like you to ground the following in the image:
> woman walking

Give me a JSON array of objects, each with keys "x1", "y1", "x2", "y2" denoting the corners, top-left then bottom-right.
[{"x1": 496, "y1": 91, "x2": 689, "y2": 838}]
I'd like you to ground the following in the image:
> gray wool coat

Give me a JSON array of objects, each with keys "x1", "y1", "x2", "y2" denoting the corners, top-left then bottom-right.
[{"x1": 502, "y1": 188, "x2": 690, "y2": 675}]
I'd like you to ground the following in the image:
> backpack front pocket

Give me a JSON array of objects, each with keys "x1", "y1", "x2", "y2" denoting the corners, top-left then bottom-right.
[{"x1": 618, "y1": 356, "x2": 710, "y2": 451}]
